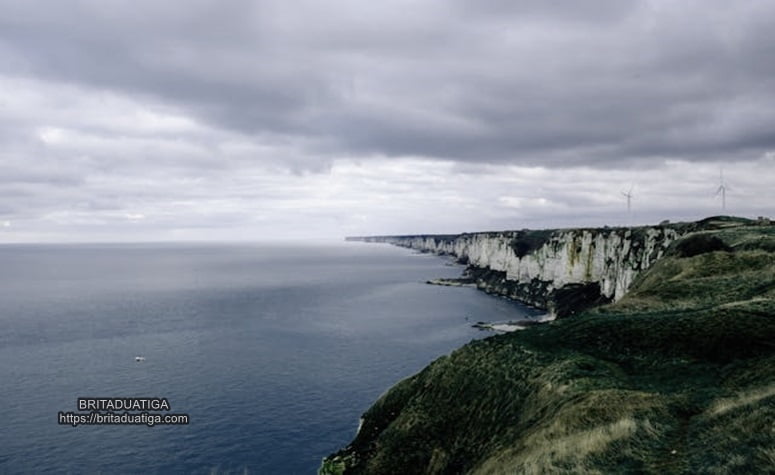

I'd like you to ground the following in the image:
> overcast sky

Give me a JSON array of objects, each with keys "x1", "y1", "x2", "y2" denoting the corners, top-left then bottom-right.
[{"x1": 1, "y1": 0, "x2": 773, "y2": 242}]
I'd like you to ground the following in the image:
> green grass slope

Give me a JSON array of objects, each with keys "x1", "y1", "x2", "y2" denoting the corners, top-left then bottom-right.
[{"x1": 321, "y1": 220, "x2": 775, "y2": 474}]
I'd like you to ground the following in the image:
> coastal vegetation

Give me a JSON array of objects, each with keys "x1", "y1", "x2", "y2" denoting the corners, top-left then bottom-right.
[{"x1": 322, "y1": 218, "x2": 775, "y2": 474}]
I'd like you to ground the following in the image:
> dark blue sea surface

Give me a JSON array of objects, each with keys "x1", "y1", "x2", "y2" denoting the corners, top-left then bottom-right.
[{"x1": 0, "y1": 242, "x2": 541, "y2": 474}]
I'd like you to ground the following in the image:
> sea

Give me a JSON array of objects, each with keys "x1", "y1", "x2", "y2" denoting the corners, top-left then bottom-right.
[{"x1": 0, "y1": 241, "x2": 541, "y2": 474}]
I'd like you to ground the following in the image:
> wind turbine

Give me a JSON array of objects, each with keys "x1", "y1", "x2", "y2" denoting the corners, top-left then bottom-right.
[
  {"x1": 621, "y1": 185, "x2": 634, "y2": 213},
  {"x1": 715, "y1": 169, "x2": 728, "y2": 212}
]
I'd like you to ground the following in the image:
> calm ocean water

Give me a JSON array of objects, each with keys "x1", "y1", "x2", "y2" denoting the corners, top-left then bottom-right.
[{"x1": 0, "y1": 242, "x2": 540, "y2": 474}]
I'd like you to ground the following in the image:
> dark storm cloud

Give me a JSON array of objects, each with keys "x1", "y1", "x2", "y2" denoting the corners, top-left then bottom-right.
[
  {"x1": 2, "y1": 1, "x2": 774, "y2": 168},
  {"x1": 0, "y1": 0, "x2": 774, "y2": 174}
]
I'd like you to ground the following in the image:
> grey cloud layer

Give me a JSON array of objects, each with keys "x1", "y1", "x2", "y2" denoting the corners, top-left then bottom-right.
[
  {"x1": 3, "y1": 0, "x2": 774, "y2": 167},
  {"x1": 1, "y1": 1, "x2": 774, "y2": 242}
]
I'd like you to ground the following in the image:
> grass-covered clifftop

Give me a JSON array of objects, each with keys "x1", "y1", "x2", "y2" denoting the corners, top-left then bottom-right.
[{"x1": 322, "y1": 218, "x2": 775, "y2": 474}]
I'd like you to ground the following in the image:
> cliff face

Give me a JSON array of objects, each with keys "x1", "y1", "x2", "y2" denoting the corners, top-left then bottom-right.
[
  {"x1": 325, "y1": 218, "x2": 775, "y2": 475},
  {"x1": 350, "y1": 225, "x2": 687, "y2": 315}
]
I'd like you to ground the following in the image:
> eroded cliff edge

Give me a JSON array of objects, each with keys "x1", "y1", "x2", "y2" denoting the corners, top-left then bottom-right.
[
  {"x1": 325, "y1": 217, "x2": 775, "y2": 474},
  {"x1": 348, "y1": 221, "x2": 695, "y2": 317}
]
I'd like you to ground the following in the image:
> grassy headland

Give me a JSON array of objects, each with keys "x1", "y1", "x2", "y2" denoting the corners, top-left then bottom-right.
[{"x1": 322, "y1": 218, "x2": 775, "y2": 474}]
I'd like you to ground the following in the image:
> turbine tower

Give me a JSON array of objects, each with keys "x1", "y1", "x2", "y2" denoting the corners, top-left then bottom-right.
[
  {"x1": 716, "y1": 169, "x2": 727, "y2": 212},
  {"x1": 621, "y1": 185, "x2": 634, "y2": 213}
]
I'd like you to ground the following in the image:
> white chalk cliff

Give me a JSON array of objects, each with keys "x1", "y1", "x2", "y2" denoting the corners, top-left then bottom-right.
[{"x1": 350, "y1": 225, "x2": 687, "y2": 313}]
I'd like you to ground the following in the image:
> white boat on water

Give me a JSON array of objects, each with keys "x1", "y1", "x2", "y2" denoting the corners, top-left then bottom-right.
[{"x1": 135, "y1": 356, "x2": 146, "y2": 362}]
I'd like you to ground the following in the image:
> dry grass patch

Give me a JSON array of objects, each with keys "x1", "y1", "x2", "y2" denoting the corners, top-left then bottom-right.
[{"x1": 707, "y1": 383, "x2": 775, "y2": 416}]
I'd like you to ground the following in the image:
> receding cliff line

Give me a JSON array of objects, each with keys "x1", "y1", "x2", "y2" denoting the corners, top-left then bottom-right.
[{"x1": 348, "y1": 223, "x2": 691, "y2": 317}]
